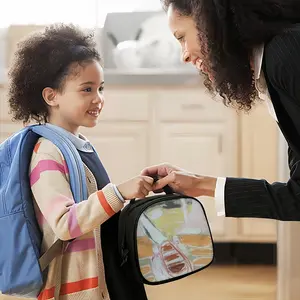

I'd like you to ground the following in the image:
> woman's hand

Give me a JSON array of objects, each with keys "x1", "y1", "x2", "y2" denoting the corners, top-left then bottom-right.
[
  {"x1": 141, "y1": 163, "x2": 217, "y2": 197},
  {"x1": 117, "y1": 175, "x2": 154, "y2": 200}
]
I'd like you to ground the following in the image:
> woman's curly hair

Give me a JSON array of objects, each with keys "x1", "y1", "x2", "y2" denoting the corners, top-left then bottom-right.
[
  {"x1": 161, "y1": 0, "x2": 300, "y2": 111},
  {"x1": 8, "y1": 23, "x2": 101, "y2": 124}
]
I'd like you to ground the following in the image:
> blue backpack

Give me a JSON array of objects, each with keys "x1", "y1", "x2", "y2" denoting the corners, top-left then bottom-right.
[{"x1": 0, "y1": 124, "x2": 88, "y2": 298}]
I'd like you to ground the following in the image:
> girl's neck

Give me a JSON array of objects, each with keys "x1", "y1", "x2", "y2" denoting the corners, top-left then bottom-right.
[{"x1": 47, "y1": 117, "x2": 79, "y2": 136}]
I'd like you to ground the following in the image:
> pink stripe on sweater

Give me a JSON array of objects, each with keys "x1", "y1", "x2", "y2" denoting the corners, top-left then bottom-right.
[
  {"x1": 30, "y1": 160, "x2": 67, "y2": 186},
  {"x1": 62, "y1": 160, "x2": 69, "y2": 173},
  {"x1": 65, "y1": 238, "x2": 95, "y2": 253},
  {"x1": 68, "y1": 205, "x2": 82, "y2": 238},
  {"x1": 37, "y1": 195, "x2": 74, "y2": 225}
]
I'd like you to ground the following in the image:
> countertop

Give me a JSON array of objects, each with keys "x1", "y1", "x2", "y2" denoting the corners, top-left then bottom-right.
[
  {"x1": 103, "y1": 68, "x2": 202, "y2": 86},
  {"x1": 0, "y1": 68, "x2": 203, "y2": 87}
]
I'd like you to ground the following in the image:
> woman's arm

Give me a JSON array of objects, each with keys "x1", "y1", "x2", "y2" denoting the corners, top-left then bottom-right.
[
  {"x1": 224, "y1": 176, "x2": 300, "y2": 220},
  {"x1": 142, "y1": 161, "x2": 300, "y2": 221}
]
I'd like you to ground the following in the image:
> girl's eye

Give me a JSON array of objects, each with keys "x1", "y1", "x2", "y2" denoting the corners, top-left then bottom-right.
[
  {"x1": 83, "y1": 87, "x2": 92, "y2": 92},
  {"x1": 99, "y1": 86, "x2": 104, "y2": 92}
]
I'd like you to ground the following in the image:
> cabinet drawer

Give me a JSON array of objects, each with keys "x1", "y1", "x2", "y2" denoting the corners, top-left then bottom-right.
[
  {"x1": 156, "y1": 88, "x2": 227, "y2": 122},
  {"x1": 0, "y1": 88, "x2": 150, "y2": 122},
  {"x1": 101, "y1": 89, "x2": 149, "y2": 121}
]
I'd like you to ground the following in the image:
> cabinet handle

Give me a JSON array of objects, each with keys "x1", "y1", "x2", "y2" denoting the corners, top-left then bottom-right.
[{"x1": 181, "y1": 103, "x2": 204, "y2": 110}]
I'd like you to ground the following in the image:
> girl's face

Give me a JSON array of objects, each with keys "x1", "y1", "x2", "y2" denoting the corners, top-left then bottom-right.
[
  {"x1": 43, "y1": 60, "x2": 105, "y2": 134},
  {"x1": 167, "y1": 4, "x2": 212, "y2": 79}
]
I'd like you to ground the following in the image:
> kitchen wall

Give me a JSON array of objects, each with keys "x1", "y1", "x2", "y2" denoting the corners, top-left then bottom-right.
[{"x1": 1, "y1": 12, "x2": 300, "y2": 300}]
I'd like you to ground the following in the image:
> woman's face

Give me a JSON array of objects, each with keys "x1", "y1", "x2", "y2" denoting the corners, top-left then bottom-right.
[{"x1": 167, "y1": 4, "x2": 209, "y2": 75}]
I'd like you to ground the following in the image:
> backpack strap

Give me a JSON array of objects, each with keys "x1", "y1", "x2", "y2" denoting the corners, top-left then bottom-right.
[
  {"x1": 39, "y1": 239, "x2": 64, "y2": 272},
  {"x1": 31, "y1": 125, "x2": 88, "y2": 203},
  {"x1": 31, "y1": 125, "x2": 88, "y2": 299},
  {"x1": 38, "y1": 239, "x2": 67, "y2": 299}
]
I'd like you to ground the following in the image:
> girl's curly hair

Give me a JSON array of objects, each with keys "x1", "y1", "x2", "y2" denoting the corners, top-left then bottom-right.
[
  {"x1": 161, "y1": 0, "x2": 300, "y2": 111},
  {"x1": 8, "y1": 23, "x2": 101, "y2": 124}
]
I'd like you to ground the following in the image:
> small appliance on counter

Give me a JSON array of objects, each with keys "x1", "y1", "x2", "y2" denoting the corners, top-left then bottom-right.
[
  {"x1": 100, "y1": 11, "x2": 198, "y2": 86},
  {"x1": 101, "y1": 11, "x2": 185, "y2": 71}
]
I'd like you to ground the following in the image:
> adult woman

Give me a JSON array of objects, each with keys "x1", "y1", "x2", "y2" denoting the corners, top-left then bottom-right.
[{"x1": 142, "y1": 0, "x2": 300, "y2": 221}]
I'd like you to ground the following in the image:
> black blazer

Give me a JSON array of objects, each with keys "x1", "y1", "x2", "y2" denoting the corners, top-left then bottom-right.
[{"x1": 225, "y1": 24, "x2": 300, "y2": 221}]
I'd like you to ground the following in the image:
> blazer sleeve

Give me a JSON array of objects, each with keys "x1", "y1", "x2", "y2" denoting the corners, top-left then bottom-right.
[{"x1": 225, "y1": 27, "x2": 300, "y2": 221}]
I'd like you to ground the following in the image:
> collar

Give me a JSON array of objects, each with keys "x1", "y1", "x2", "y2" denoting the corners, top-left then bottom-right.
[
  {"x1": 252, "y1": 44, "x2": 278, "y2": 121},
  {"x1": 253, "y1": 44, "x2": 265, "y2": 80},
  {"x1": 45, "y1": 123, "x2": 94, "y2": 153}
]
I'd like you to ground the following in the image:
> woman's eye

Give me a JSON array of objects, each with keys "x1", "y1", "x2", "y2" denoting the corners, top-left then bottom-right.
[{"x1": 83, "y1": 87, "x2": 92, "y2": 92}]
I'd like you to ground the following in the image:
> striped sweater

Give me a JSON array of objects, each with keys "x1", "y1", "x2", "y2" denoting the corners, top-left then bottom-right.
[{"x1": 29, "y1": 137, "x2": 124, "y2": 300}]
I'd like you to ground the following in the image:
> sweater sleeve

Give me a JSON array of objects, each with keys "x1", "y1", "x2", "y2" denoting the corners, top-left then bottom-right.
[{"x1": 29, "y1": 138, "x2": 124, "y2": 240}]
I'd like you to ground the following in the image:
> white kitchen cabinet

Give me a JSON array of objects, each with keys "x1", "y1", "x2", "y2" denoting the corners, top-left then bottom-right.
[
  {"x1": 98, "y1": 87, "x2": 279, "y2": 242},
  {"x1": 0, "y1": 81, "x2": 279, "y2": 243},
  {"x1": 236, "y1": 103, "x2": 278, "y2": 242},
  {"x1": 0, "y1": 28, "x2": 7, "y2": 85},
  {"x1": 0, "y1": 123, "x2": 23, "y2": 144},
  {"x1": 92, "y1": 86, "x2": 238, "y2": 241},
  {"x1": 0, "y1": 85, "x2": 10, "y2": 122},
  {"x1": 152, "y1": 88, "x2": 238, "y2": 241},
  {"x1": 155, "y1": 122, "x2": 235, "y2": 240},
  {"x1": 80, "y1": 88, "x2": 151, "y2": 184},
  {"x1": 0, "y1": 86, "x2": 23, "y2": 142},
  {"x1": 80, "y1": 122, "x2": 149, "y2": 184},
  {"x1": 99, "y1": 89, "x2": 150, "y2": 122}
]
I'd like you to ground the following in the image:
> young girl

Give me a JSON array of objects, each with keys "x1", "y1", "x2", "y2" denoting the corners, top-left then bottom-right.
[{"x1": 8, "y1": 24, "x2": 153, "y2": 300}]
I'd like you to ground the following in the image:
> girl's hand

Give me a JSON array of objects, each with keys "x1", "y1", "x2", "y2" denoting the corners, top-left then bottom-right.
[{"x1": 117, "y1": 175, "x2": 154, "y2": 200}]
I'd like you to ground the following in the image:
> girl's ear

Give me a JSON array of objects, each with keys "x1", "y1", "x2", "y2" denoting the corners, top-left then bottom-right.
[{"x1": 42, "y1": 87, "x2": 58, "y2": 107}]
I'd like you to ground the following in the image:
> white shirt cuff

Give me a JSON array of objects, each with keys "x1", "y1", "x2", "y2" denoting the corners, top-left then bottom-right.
[
  {"x1": 215, "y1": 177, "x2": 226, "y2": 216},
  {"x1": 112, "y1": 184, "x2": 125, "y2": 203}
]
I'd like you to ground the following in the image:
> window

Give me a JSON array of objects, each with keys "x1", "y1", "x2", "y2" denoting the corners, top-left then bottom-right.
[
  {"x1": 1, "y1": 0, "x2": 98, "y2": 28},
  {"x1": 0, "y1": 0, "x2": 163, "y2": 80},
  {"x1": 0, "y1": 0, "x2": 162, "y2": 28}
]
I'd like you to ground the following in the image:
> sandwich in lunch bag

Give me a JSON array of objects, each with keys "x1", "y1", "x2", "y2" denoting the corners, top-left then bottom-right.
[{"x1": 118, "y1": 186, "x2": 215, "y2": 286}]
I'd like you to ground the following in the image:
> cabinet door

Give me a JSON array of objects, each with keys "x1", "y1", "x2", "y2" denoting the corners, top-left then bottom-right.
[
  {"x1": 0, "y1": 123, "x2": 23, "y2": 143},
  {"x1": 238, "y1": 103, "x2": 278, "y2": 242},
  {"x1": 0, "y1": 86, "x2": 10, "y2": 123},
  {"x1": 156, "y1": 122, "x2": 237, "y2": 241},
  {"x1": 80, "y1": 88, "x2": 150, "y2": 183},
  {"x1": 80, "y1": 122, "x2": 149, "y2": 184}
]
